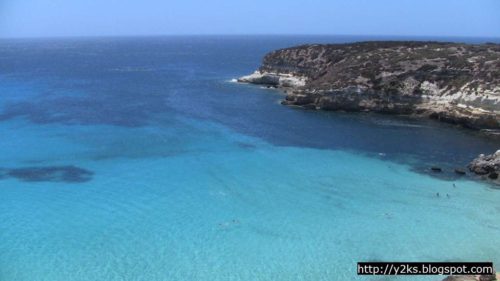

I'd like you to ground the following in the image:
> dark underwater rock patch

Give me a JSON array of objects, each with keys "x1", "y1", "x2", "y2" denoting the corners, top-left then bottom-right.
[
  {"x1": 410, "y1": 165, "x2": 471, "y2": 182},
  {"x1": 0, "y1": 168, "x2": 7, "y2": 179},
  {"x1": 431, "y1": 166, "x2": 443, "y2": 172},
  {"x1": 236, "y1": 142, "x2": 257, "y2": 149},
  {"x1": 4, "y1": 165, "x2": 93, "y2": 183},
  {"x1": 0, "y1": 97, "x2": 151, "y2": 127}
]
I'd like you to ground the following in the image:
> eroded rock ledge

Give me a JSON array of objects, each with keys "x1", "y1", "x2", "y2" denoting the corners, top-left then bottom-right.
[
  {"x1": 469, "y1": 150, "x2": 500, "y2": 182},
  {"x1": 238, "y1": 41, "x2": 500, "y2": 130}
]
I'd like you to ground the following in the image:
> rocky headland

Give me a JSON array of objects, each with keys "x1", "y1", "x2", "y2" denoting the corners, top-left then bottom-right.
[{"x1": 238, "y1": 41, "x2": 500, "y2": 131}]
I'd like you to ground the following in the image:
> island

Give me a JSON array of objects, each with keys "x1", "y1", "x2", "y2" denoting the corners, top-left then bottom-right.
[{"x1": 238, "y1": 41, "x2": 500, "y2": 132}]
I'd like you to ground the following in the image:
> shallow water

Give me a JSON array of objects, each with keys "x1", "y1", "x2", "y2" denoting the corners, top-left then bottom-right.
[{"x1": 0, "y1": 36, "x2": 499, "y2": 281}]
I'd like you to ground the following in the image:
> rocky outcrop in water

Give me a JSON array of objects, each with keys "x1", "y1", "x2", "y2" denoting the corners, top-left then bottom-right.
[
  {"x1": 238, "y1": 41, "x2": 500, "y2": 130},
  {"x1": 469, "y1": 150, "x2": 500, "y2": 181},
  {"x1": 442, "y1": 274, "x2": 498, "y2": 281}
]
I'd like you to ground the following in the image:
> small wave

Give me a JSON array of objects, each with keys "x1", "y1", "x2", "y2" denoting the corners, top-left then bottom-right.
[
  {"x1": 109, "y1": 67, "x2": 154, "y2": 73},
  {"x1": 372, "y1": 120, "x2": 429, "y2": 128}
]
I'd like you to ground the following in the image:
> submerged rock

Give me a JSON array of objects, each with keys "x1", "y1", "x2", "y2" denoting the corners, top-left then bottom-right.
[
  {"x1": 468, "y1": 150, "x2": 500, "y2": 182},
  {"x1": 5, "y1": 165, "x2": 94, "y2": 183},
  {"x1": 239, "y1": 41, "x2": 500, "y2": 130},
  {"x1": 481, "y1": 129, "x2": 500, "y2": 139},
  {"x1": 431, "y1": 167, "x2": 443, "y2": 172}
]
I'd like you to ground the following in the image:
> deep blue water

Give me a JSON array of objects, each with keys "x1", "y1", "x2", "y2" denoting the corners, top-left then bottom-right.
[{"x1": 0, "y1": 36, "x2": 499, "y2": 281}]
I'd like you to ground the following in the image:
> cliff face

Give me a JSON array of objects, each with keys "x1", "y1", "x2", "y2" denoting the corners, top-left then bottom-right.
[{"x1": 238, "y1": 41, "x2": 500, "y2": 130}]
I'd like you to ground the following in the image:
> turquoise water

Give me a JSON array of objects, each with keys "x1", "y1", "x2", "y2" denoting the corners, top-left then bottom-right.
[{"x1": 0, "y1": 36, "x2": 499, "y2": 281}]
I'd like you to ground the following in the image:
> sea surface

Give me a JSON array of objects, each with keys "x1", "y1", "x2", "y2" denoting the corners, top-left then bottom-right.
[{"x1": 0, "y1": 35, "x2": 499, "y2": 281}]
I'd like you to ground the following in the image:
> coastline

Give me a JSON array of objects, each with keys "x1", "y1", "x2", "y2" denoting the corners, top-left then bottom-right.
[
  {"x1": 238, "y1": 70, "x2": 500, "y2": 138},
  {"x1": 238, "y1": 41, "x2": 500, "y2": 132},
  {"x1": 238, "y1": 41, "x2": 500, "y2": 184},
  {"x1": 1, "y1": 36, "x2": 500, "y2": 281}
]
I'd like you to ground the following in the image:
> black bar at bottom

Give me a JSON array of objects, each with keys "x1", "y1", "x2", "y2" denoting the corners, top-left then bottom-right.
[{"x1": 357, "y1": 262, "x2": 495, "y2": 275}]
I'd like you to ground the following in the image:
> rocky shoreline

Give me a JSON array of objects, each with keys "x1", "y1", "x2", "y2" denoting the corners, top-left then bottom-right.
[
  {"x1": 468, "y1": 150, "x2": 500, "y2": 183},
  {"x1": 239, "y1": 41, "x2": 500, "y2": 184},
  {"x1": 442, "y1": 274, "x2": 499, "y2": 281},
  {"x1": 238, "y1": 41, "x2": 500, "y2": 131}
]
